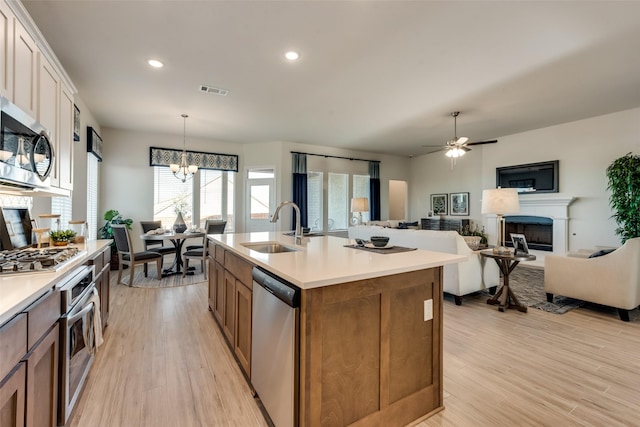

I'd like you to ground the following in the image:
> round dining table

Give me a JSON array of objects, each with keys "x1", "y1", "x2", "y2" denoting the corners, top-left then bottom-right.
[{"x1": 140, "y1": 231, "x2": 205, "y2": 277}]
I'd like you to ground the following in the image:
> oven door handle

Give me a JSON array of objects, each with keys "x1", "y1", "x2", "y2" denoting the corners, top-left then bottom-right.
[{"x1": 66, "y1": 301, "x2": 94, "y2": 326}]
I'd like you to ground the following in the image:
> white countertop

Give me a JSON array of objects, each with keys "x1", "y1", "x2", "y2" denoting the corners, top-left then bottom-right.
[
  {"x1": 0, "y1": 240, "x2": 112, "y2": 325},
  {"x1": 209, "y1": 232, "x2": 466, "y2": 289}
]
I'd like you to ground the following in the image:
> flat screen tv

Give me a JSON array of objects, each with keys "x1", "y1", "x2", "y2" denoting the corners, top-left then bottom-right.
[{"x1": 496, "y1": 160, "x2": 559, "y2": 193}]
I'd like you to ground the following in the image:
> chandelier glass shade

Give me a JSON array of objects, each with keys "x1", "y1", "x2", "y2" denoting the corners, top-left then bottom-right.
[{"x1": 169, "y1": 114, "x2": 198, "y2": 182}]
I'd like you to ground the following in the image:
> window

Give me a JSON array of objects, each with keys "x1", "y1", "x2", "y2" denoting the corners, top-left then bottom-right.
[
  {"x1": 51, "y1": 196, "x2": 72, "y2": 229},
  {"x1": 328, "y1": 172, "x2": 348, "y2": 230},
  {"x1": 153, "y1": 167, "x2": 235, "y2": 231},
  {"x1": 200, "y1": 169, "x2": 235, "y2": 231},
  {"x1": 353, "y1": 174, "x2": 370, "y2": 223},
  {"x1": 154, "y1": 167, "x2": 193, "y2": 228},
  {"x1": 307, "y1": 169, "x2": 370, "y2": 232},
  {"x1": 307, "y1": 172, "x2": 323, "y2": 231},
  {"x1": 86, "y1": 153, "x2": 99, "y2": 240}
]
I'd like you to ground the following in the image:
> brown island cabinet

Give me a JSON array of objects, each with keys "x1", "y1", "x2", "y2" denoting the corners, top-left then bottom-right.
[{"x1": 207, "y1": 232, "x2": 464, "y2": 427}]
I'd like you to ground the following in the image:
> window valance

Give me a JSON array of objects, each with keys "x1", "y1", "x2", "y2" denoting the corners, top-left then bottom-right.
[{"x1": 149, "y1": 146, "x2": 238, "y2": 172}]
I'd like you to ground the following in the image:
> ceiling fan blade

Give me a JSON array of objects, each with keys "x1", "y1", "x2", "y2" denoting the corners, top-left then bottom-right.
[
  {"x1": 422, "y1": 146, "x2": 447, "y2": 154},
  {"x1": 456, "y1": 136, "x2": 469, "y2": 144},
  {"x1": 466, "y1": 139, "x2": 498, "y2": 146}
]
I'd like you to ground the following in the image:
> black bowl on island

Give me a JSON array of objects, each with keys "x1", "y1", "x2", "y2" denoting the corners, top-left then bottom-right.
[{"x1": 370, "y1": 236, "x2": 390, "y2": 247}]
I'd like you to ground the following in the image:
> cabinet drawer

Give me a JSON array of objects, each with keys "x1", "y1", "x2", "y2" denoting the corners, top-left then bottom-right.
[
  {"x1": 214, "y1": 244, "x2": 225, "y2": 263},
  {"x1": 224, "y1": 251, "x2": 253, "y2": 288},
  {"x1": 102, "y1": 246, "x2": 111, "y2": 266},
  {"x1": 0, "y1": 313, "x2": 27, "y2": 382},
  {"x1": 88, "y1": 252, "x2": 104, "y2": 272},
  {"x1": 26, "y1": 289, "x2": 60, "y2": 350}
]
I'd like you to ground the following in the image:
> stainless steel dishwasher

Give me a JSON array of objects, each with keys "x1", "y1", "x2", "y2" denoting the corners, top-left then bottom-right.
[{"x1": 251, "y1": 267, "x2": 300, "y2": 427}]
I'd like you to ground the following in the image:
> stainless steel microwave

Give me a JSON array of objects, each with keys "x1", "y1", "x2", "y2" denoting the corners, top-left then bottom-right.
[{"x1": 0, "y1": 96, "x2": 54, "y2": 189}]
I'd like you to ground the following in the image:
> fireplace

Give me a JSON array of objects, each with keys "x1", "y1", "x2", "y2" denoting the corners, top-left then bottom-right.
[
  {"x1": 483, "y1": 195, "x2": 576, "y2": 255},
  {"x1": 505, "y1": 215, "x2": 553, "y2": 251}
]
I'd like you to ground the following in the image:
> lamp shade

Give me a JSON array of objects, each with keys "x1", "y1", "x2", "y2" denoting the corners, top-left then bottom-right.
[
  {"x1": 481, "y1": 188, "x2": 520, "y2": 215},
  {"x1": 350, "y1": 197, "x2": 369, "y2": 213}
]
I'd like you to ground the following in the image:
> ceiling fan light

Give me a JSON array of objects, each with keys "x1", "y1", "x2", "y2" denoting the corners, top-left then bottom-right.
[{"x1": 446, "y1": 148, "x2": 465, "y2": 158}]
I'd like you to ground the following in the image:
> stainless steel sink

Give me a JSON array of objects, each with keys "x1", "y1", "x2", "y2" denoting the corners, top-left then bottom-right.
[{"x1": 241, "y1": 242, "x2": 299, "y2": 254}]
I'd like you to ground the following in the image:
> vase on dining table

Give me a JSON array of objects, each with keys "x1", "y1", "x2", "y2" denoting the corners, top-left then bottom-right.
[{"x1": 173, "y1": 211, "x2": 187, "y2": 233}]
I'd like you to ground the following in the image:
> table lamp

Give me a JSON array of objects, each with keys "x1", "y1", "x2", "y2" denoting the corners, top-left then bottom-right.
[
  {"x1": 481, "y1": 187, "x2": 520, "y2": 254},
  {"x1": 350, "y1": 197, "x2": 369, "y2": 225}
]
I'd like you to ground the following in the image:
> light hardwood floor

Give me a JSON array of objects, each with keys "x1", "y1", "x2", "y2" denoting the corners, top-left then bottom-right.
[{"x1": 68, "y1": 271, "x2": 640, "y2": 427}]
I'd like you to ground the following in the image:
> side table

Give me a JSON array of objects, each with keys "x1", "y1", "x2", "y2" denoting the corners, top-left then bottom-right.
[{"x1": 480, "y1": 250, "x2": 536, "y2": 313}]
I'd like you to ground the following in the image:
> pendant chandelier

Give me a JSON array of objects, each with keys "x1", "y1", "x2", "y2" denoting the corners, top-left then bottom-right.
[{"x1": 169, "y1": 114, "x2": 198, "y2": 182}]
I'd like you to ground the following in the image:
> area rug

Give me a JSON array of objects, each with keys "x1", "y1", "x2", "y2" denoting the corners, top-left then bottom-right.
[
  {"x1": 109, "y1": 265, "x2": 206, "y2": 288},
  {"x1": 484, "y1": 267, "x2": 585, "y2": 314}
]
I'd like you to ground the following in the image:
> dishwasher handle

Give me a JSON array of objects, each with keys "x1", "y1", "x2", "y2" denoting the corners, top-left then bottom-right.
[{"x1": 252, "y1": 267, "x2": 300, "y2": 308}]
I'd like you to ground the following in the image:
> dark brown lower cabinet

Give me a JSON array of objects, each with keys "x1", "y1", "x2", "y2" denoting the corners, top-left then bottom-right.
[
  {"x1": 25, "y1": 323, "x2": 58, "y2": 427},
  {"x1": 0, "y1": 363, "x2": 26, "y2": 427}
]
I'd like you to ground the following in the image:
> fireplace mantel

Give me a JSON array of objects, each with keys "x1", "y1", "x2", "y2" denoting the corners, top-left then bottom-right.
[{"x1": 484, "y1": 194, "x2": 577, "y2": 255}]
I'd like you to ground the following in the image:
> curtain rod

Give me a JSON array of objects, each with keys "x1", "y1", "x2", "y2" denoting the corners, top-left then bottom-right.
[{"x1": 291, "y1": 151, "x2": 380, "y2": 163}]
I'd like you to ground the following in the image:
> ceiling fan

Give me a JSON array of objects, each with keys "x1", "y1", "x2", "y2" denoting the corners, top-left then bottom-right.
[{"x1": 422, "y1": 111, "x2": 497, "y2": 158}]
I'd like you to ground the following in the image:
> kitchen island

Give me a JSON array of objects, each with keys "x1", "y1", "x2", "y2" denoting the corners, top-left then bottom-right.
[{"x1": 208, "y1": 232, "x2": 465, "y2": 427}]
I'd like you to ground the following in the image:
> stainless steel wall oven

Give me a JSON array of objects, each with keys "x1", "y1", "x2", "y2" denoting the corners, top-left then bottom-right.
[{"x1": 57, "y1": 265, "x2": 96, "y2": 426}]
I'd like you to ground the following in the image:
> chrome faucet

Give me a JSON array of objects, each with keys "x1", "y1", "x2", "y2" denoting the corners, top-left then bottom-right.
[{"x1": 271, "y1": 201, "x2": 302, "y2": 244}]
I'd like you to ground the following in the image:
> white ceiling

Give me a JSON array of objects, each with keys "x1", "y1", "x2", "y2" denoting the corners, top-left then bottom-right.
[{"x1": 22, "y1": 1, "x2": 640, "y2": 157}]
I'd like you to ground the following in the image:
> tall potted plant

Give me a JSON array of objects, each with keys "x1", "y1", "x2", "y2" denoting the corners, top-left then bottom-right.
[
  {"x1": 606, "y1": 152, "x2": 640, "y2": 243},
  {"x1": 98, "y1": 209, "x2": 133, "y2": 269}
]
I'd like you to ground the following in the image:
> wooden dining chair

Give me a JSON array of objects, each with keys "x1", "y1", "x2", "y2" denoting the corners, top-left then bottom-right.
[
  {"x1": 140, "y1": 220, "x2": 175, "y2": 275},
  {"x1": 182, "y1": 234, "x2": 214, "y2": 279},
  {"x1": 186, "y1": 220, "x2": 226, "y2": 251},
  {"x1": 111, "y1": 224, "x2": 163, "y2": 286}
]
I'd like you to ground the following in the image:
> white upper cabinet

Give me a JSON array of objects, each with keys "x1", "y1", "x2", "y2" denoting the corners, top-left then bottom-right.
[
  {"x1": 0, "y1": 1, "x2": 13, "y2": 99},
  {"x1": 1, "y1": 0, "x2": 77, "y2": 193},
  {"x1": 58, "y1": 85, "x2": 74, "y2": 190},
  {"x1": 12, "y1": 18, "x2": 37, "y2": 118}
]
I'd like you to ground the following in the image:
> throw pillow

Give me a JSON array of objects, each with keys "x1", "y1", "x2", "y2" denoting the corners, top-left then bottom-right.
[{"x1": 588, "y1": 248, "x2": 616, "y2": 258}]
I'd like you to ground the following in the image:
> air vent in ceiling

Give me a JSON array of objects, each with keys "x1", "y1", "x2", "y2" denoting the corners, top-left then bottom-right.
[{"x1": 199, "y1": 84, "x2": 229, "y2": 96}]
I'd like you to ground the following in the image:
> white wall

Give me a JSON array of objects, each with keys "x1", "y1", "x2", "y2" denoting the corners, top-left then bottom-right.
[
  {"x1": 410, "y1": 107, "x2": 640, "y2": 250},
  {"x1": 100, "y1": 127, "x2": 245, "y2": 252}
]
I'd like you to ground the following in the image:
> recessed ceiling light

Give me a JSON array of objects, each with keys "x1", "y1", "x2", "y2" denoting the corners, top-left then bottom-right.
[
  {"x1": 284, "y1": 51, "x2": 300, "y2": 61},
  {"x1": 148, "y1": 59, "x2": 164, "y2": 68}
]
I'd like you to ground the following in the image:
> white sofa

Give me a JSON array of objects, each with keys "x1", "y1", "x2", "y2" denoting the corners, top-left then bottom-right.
[
  {"x1": 544, "y1": 237, "x2": 640, "y2": 321},
  {"x1": 348, "y1": 225, "x2": 500, "y2": 304}
]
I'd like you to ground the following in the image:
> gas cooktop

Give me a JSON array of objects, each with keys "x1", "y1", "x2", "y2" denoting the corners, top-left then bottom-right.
[{"x1": 0, "y1": 247, "x2": 84, "y2": 274}]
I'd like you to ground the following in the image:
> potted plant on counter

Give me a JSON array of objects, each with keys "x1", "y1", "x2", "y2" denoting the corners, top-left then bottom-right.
[
  {"x1": 49, "y1": 229, "x2": 77, "y2": 246},
  {"x1": 98, "y1": 209, "x2": 133, "y2": 269}
]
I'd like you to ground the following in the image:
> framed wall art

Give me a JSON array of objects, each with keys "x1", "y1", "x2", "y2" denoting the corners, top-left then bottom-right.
[
  {"x1": 430, "y1": 193, "x2": 448, "y2": 215},
  {"x1": 87, "y1": 127, "x2": 103, "y2": 161},
  {"x1": 73, "y1": 105, "x2": 80, "y2": 141},
  {"x1": 450, "y1": 192, "x2": 469, "y2": 216}
]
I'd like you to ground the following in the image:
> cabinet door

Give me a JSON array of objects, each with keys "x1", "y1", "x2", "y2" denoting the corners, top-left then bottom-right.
[
  {"x1": 25, "y1": 323, "x2": 58, "y2": 427},
  {"x1": 213, "y1": 261, "x2": 225, "y2": 326},
  {"x1": 222, "y1": 270, "x2": 236, "y2": 343},
  {"x1": 0, "y1": 1, "x2": 14, "y2": 99},
  {"x1": 207, "y1": 256, "x2": 215, "y2": 310},
  {"x1": 101, "y1": 264, "x2": 110, "y2": 328},
  {"x1": 0, "y1": 362, "x2": 26, "y2": 427},
  {"x1": 37, "y1": 55, "x2": 60, "y2": 186},
  {"x1": 57, "y1": 85, "x2": 74, "y2": 190},
  {"x1": 13, "y1": 20, "x2": 37, "y2": 117},
  {"x1": 234, "y1": 280, "x2": 252, "y2": 377}
]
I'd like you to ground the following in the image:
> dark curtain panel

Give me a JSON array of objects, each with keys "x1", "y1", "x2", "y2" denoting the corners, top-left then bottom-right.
[
  {"x1": 369, "y1": 161, "x2": 381, "y2": 220},
  {"x1": 292, "y1": 153, "x2": 308, "y2": 228}
]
